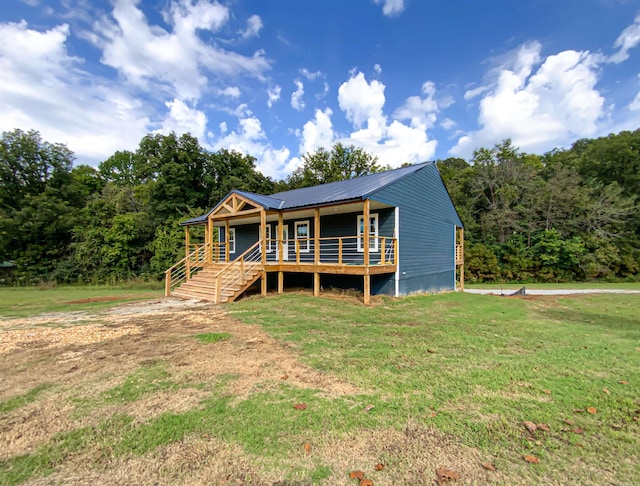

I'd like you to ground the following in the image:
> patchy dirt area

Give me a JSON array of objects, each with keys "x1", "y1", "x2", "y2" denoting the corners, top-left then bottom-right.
[{"x1": 0, "y1": 297, "x2": 510, "y2": 485}]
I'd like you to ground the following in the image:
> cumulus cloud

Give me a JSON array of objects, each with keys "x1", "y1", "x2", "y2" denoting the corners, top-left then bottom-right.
[
  {"x1": 300, "y1": 68, "x2": 323, "y2": 81},
  {"x1": 373, "y1": 0, "x2": 405, "y2": 17},
  {"x1": 0, "y1": 20, "x2": 150, "y2": 162},
  {"x1": 393, "y1": 81, "x2": 439, "y2": 128},
  {"x1": 373, "y1": 63, "x2": 382, "y2": 75},
  {"x1": 240, "y1": 14, "x2": 262, "y2": 39},
  {"x1": 217, "y1": 86, "x2": 241, "y2": 98},
  {"x1": 90, "y1": 0, "x2": 270, "y2": 100},
  {"x1": 451, "y1": 42, "x2": 606, "y2": 158},
  {"x1": 338, "y1": 71, "x2": 386, "y2": 129},
  {"x1": 267, "y1": 85, "x2": 281, "y2": 108},
  {"x1": 609, "y1": 14, "x2": 640, "y2": 64},
  {"x1": 300, "y1": 108, "x2": 334, "y2": 155},
  {"x1": 440, "y1": 118, "x2": 456, "y2": 130},
  {"x1": 157, "y1": 99, "x2": 207, "y2": 139},
  {"x1": 291, "y1": 79, "x2": 305, "y2": 111},
  {"x1": 214, "y1": 116, "x2": 290, "y2": 177},
  {"x1": 332, "y1": 71, "x2": 437, "y2": 166}
]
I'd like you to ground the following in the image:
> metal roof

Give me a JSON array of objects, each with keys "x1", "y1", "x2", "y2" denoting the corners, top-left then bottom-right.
[
  {"x1": 181, "y1": 162, "x2": 431, "y2": 225},
  {"x1": 271, "y1": 162, "x2": 430, "y2": 209}
]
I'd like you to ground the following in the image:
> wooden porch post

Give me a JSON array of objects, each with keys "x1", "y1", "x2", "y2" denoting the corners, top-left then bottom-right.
[
  {"x1": 225, "y1": 219, "x2": 230, "y2": 263},
  {"x1": 277, "y1": 213, "x2": 284, "y2": 294},
  {"x1": 314, "y1": 208, "x2": 320, "y2": 265},
  {"x1": 278, "y1": 213, "x2": 284, "y2": 265},
  {"x1": 260, "y1": 210, "x2": 267, "y2": 296},
  {"x1": 185, "y1": 226, "x2": 191, "y2": 280},
  {"x1": 208, "y1": 216, "x2": 214, "y2": 263},
  {"x1": 363, "y1": 199, "x2": 371, "y2": 305},
  {"x1": 204, "y1": 220, "x2": 211, "y2": 264}
]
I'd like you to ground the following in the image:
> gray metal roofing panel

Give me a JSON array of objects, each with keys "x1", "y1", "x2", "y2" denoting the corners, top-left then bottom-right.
[
  {"x1": 180, "y1": 214, "x2": 208, "y2": 226},
  {"x1": 270, "y1": 162, "x2": 430, "y2": 209},
  {"x1": 233, "y1": 190, "x2": 284, "y2": 209}
]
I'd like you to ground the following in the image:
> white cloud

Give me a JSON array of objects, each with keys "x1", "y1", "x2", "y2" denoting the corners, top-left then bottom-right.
[
  {"x1": 0, "y1": 20, "x2": 150, "y2": 163},
  {"x1": 440, "y1": 118, "x2": 456, "y2": 130},
  {"x1": 219, "y1": 121, "x2": 227, "y2": 133},
  {"x1": 300, "y1": 68, "x2": 323, "y2": 81},
  {"x1": 373, "y1": 0, "x2": 405, "y2": 17},
  {"x1": 214, "y1": 116, "x2": 290, "y2": 178},
  {"x1": 338, "y1": 71, "x2": 386, "y2": 129},
  {"x1": 300, "y1": 108, "x2": 334, "y2": 155},
  {"x1": 240, "y1": 14, "x2": 262, "y2": 39},
  {"x1": 451, "y1": 42, "x2": 605, "y2": 158},
  {"x1": 373, "y1": 64, "x2": 382, "y2": 75},
  {"x1": 267, "y1": 85, "x2": 281, "y2": 108},
  {"x1": 90, "y1": 0, "x2": 270, "y2": 101},
  {"x1": 217, "y1": 86, "x2": 241, "y2": 98},
  {"x1": 333, "y1": 71, "x2": 437, "y2": 166},
  {"x1": 157, "y1": 99, "x2": 207, "y2": 139},
  {"x1": 20, "y1": 0, "x2": 40, "y2": 6},
  {"x1": 609, "y1": 15, "x2": 640, "y2": 63},
  {"x1": 393, "y1": 80, "x2": 439, "y2": 128},
  {"x1": 316, "y1": 81, "x2": 330, "y2": 100},
  {"x1": 464, "y1": 85, "x2": 490, "y2": 100},
  {"x1": 291, "y1": 79, "x2": 305, "y2": 111}
]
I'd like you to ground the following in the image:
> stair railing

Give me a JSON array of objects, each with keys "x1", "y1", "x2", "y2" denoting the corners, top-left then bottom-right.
[
  {"x1": 164, "y1": 242, "x2": 211, "y2": 297},
  {"x1": 214, "y1": 241, "x2": 262, "y2": 303}
]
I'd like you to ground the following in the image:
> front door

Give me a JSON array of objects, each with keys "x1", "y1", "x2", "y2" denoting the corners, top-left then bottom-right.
[{"x1": 276, "y1": 226, "x2": 289, "y2": 261}]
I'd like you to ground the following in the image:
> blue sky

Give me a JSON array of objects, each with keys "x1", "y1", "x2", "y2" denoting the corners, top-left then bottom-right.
[{"x1": 1, "y1": 0, "x2": 639, "y2": 178}]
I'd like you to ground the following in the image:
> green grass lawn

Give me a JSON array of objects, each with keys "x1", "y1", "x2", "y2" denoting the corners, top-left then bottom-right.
[
  {"x1": 1, "y1": 291, "x2": 638, "y2": 484},
  {"x1": 229, "y1": 292, "x2": 640, "y2": 483},
  {"x1": 0, "y1": 285, "x2": 163, "y2": 318}
]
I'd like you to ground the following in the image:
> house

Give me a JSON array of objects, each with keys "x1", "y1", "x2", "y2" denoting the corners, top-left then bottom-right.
[{"x1": 165, "y1": 162, "x2": 464, "y2": 304}]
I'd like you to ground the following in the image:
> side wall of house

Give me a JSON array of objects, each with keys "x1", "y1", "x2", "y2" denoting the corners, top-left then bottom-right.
[{"x1": 370, "y1": 164, "x2": 462, "y2": 295}]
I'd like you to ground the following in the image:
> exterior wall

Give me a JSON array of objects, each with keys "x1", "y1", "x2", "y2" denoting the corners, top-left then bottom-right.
[
  {"x1": 370, "y1": 164, "x2": 463, "y2": 295},
  {"x1": 220, "y1": 223, "x2": 258, "y2": 257}
]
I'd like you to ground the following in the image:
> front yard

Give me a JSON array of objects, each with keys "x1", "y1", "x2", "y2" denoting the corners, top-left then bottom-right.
[{"x1": 0, "y1": 289, "x2": 638, "y2": 484}]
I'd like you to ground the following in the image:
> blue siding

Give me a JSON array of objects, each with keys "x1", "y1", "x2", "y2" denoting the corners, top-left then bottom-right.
[
  {"x1": 370, "y1": 164, "x2": 462, "y2": 295},
  {"x1": 220, "y1": 223, "x2": 258, "y2": 257}
]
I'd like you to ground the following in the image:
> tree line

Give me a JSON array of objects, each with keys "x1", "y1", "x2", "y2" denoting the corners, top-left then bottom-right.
[{"x1": 0, "y1": 128, "x2": 638, "y2": 284}]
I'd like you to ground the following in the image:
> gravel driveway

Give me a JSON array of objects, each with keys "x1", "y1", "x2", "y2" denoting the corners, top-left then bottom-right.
[{"x1": 464, "y1": 288, "x2": 640, "y2": 295}]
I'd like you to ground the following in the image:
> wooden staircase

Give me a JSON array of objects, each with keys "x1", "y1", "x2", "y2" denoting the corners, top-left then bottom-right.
[
  {"x1": 166, "y1": 241, "x2": 263, "y2": 303},
  {"x1": 171, "y1": 264, "x2": 262, "y2": 303}
]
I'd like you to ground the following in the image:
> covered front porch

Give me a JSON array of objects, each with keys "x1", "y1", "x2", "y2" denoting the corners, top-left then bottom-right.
[{"x1": 166, "y1": 192, "x2": 398, "y2": 304}]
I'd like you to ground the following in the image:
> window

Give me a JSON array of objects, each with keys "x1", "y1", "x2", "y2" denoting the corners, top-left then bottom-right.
[
  {"x1": 295, "y1": 220, "x2": 310, "y2": 253},
  {"x1": 228, "y1": 227, "x2": 236, "y2": 254},
  {"x1": 357, "y1": 213, "x2": 379, "y2": 252},
  {"x1": 265, "y1": 225, "x2": 272, "y2": 253}
]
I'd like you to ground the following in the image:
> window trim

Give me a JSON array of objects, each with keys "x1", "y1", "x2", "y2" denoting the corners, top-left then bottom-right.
[
  {"x1": 295, "y1": 220, "x2": 310, "y2": 253},
  {"x1": 265, "y1": 224, "x2": 272, "y2": 253},
  {"x1": 357, "y1": 213, "x2": 379, "y2": 252},
  {"x1": 228, "y1": 227, "x2": 236, "y2": 254}
]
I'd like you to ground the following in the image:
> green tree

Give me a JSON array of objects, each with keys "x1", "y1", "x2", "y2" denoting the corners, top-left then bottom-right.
[{"x1": 287, "y1": 143, "x2": 381, "y2": 189}]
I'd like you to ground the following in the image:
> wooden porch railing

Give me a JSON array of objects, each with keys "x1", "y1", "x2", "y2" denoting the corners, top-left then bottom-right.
[
  {"x1": 213, "y1": 241, "x2": 262, "y2": 303},
  {"x1": 165, "y1": 242, "x2": 211, "y2": 296},
  {"x1": 264, "y1": 236, "x2": 397, "y2": 266},
  {"x1": 187, "y1": 242, "x2": 228, "y2": 263}
]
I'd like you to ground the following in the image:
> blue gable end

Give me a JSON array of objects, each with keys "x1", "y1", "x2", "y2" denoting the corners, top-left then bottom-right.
[{"x1": 369, "y1": 163, "x2": 462, "y2": 295}]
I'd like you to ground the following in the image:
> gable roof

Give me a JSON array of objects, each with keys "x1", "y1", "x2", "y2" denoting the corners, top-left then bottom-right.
[{"x1": 181, "y1": 162, "x2": 431, "y2": 225}]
